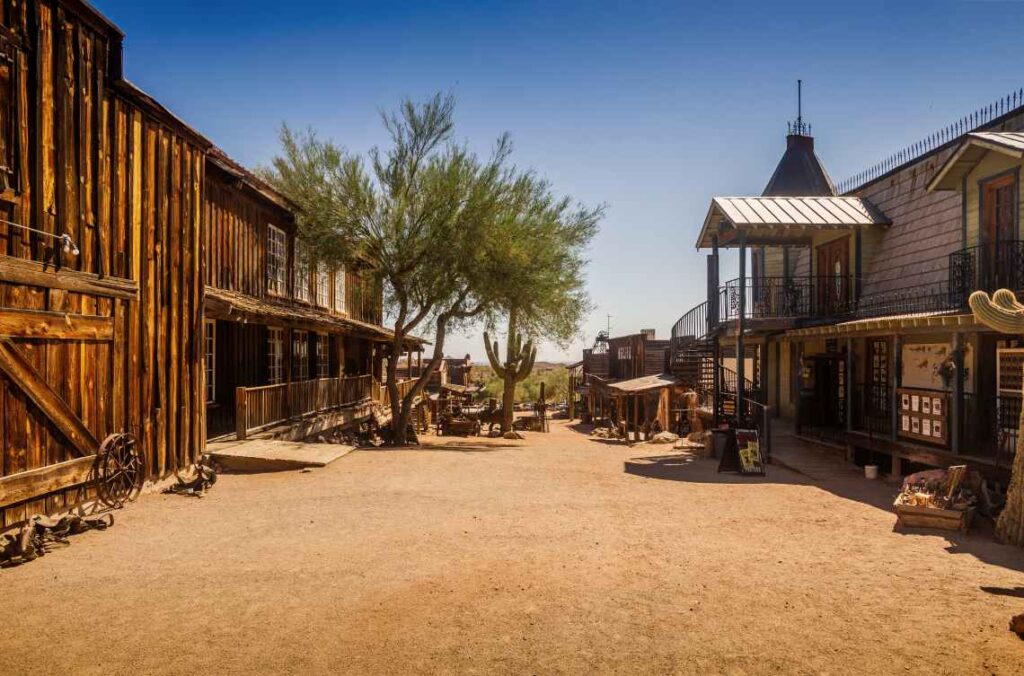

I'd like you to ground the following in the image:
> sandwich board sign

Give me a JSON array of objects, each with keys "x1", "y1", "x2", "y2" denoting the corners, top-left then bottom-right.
[{"x1": 717, "y1": 428, "x2": 765, "y2": 476}]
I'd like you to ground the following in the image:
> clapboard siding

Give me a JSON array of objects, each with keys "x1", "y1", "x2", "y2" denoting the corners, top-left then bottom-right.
[{"x1": 0, "y1": 1, "x2": 206, "y2": 525}]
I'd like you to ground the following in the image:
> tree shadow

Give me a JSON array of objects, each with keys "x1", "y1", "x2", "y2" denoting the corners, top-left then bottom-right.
[{"x1": 980, "y1": 586, "x2": 1024, "y2": 598}]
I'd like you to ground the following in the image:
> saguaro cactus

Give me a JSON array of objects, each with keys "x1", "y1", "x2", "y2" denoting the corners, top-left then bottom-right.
[
  {"x1": 970, "y1": 289, "x2": 1024, "y2": 546},
  {"x1": 484, "y1": 315, "x2": 537, "y2": 433}
]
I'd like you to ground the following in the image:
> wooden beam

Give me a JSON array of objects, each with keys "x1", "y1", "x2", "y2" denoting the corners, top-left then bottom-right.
[
  {"x1": 0, "y1": 254, "x2": 138, "y2": 299},
  {"x1": 0, "y1": 339, "x2": 99, "y2": 457},
  {"x1": 0, "y1": 307, "x2": 113, "y2": 340},
  {"x1": 0, "y1": 455, "x2": 95, "y2": 507}
]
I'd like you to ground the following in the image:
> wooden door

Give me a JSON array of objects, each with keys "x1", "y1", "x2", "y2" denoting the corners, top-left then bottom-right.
[
  {"x1": 981, "y1": 174, "x2": 1017, "y2": 290},
  {"x1": 816, "y1": 237, "x2": 850, "y2": 316}
]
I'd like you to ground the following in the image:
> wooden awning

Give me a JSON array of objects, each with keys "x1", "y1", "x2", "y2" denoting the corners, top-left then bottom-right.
[
  {"x1": 926, "y1": 132, "x2": 1024, "y2": 192},
  {"x1": 204, "y1": 286, "x2": 427, "y2": 347},
  {"x1": 603, "y1": 372, "x2": 679, "y2": 394},
  {"x1": 695, "y1": 196, "x2": 889, "y2": 248},
  {"x1": 785, "y1": 311, "x2": 977, "y2": 338}
]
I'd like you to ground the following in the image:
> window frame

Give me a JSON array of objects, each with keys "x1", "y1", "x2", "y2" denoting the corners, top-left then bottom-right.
[
  {"x1": 333, "y1": 265, "x2": 347, "y2": 313},
  {"x1": 316, "y1": 333, "x2": 331, "y2": 379},
  {"x1": 294, "y1": 241, "x2": 311, "y2": 303},
  {"x1": 204, "y1": 320, "x2": 216, "y2": 404},
  {"x1": 267, "y1": 327, "x2": 284, "y2": 385},
  {"x1": 316, "y1": 262, "x2": 330, "y2": 308},
  {"x1": 266, "y1": 225, "x2": 288, "y2": 297}
]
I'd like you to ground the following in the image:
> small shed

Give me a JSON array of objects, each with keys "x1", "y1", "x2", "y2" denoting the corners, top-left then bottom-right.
[{"x1": 602, "y1": 373, "x2": 680, "y2": 443}]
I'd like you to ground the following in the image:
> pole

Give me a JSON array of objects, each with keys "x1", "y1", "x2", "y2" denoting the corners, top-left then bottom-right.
[{"x1": 736, "y1": 230, "x2": 747, "y2": 426}]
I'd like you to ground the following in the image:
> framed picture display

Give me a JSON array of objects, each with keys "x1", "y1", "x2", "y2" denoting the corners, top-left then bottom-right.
[{"x1": 897, "y1": 387, "x2": 949, "y2": 447}]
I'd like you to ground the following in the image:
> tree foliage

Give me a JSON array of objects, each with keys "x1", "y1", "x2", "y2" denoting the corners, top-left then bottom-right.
[{"x1": 263, "y1": 93, "x2": 600, "y2": 443}]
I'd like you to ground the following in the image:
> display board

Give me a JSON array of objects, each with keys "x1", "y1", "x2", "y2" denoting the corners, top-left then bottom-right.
[{"x1": 897, "y1": 387, "x2": 948, "y2": 447}]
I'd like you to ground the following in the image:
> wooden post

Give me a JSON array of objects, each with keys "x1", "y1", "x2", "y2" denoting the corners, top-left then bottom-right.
[
  {"x1": 235, "y1": 386, "x2": 248, "y2": 440},
  {"x1": 951, "y1": 331, "x2": 963, "y2": 455},
  {"x1": 845, "y1": 338, "x2": 854, "y2": 434},
  {"x1": 890, "y1": 334, "x2": 901, "y2": 443},
  {"x1": 736, "y1": 230, "x2": 747, "y2": 425},
  {"x1": 633, "y1": 394, "x2": 640, "y2": 443}
]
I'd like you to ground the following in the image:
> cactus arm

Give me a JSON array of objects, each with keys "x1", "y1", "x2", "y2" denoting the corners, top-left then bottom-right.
[
  {"x1": 970, "y1": 290, "x2": 1024, "y2": 334},
  {"x1": 515, "y1": 343, "x2": 537, "y2": 383},
  {"x1": 484, "y1": 332, "x2": 507, "y2": 378},
  {"x1": 994, "y1": 288, "x2": 1024, "y2": 313}
]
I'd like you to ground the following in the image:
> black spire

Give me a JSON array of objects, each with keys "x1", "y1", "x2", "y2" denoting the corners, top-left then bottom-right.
[{"x1": 762, "y1": 80, "x2": 837, "y2": 197}]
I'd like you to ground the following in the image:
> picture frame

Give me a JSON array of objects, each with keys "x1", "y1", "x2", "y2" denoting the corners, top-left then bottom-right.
[
  {"x1": 901, "y1": 415, "x2": 910, "y2": 432},
  {"x1": 911, "y1": 395, "x2": 920, "y2": 412},
  {"x1": 911, "y1": 417, "x2": 921, "y2": 434},
  {"x1": 932, "y1": 397, "x2": 942, "y2": 416},
  {"x1": 922, "y1": 398, "x2": 931, "y2": 414},
  {"x1": 932, "y1": 420, "x2": 943, "y2": 438},
  {"x1": 921, "y1": 419, "x2": 931, "y2": 437},
  {"x1": 901, "y1": 393, "x2": 910, "y2": 411}
]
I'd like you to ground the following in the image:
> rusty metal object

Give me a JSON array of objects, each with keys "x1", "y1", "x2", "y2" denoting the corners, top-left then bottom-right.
[{"x1": 94, "y1": 432, "x2": 145, "y2": 509}]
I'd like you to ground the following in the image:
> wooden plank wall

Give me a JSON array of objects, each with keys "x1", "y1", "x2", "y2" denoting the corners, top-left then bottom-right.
[{"x1": 0, "y1": 1, "x2": 204, "y2": 525}]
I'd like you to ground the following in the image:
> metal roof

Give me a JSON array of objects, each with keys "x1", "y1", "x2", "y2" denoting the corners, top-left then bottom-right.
[
  {"x1": 926, "y1": 132, "x2": 1024, "y2": 192},
  {"x1": 762, "y1": 134, "x2": 837, "y2": 197},
  {"x1": 604, "y1": 373, "x2": 679, "y2": 394},
  {"x1": 695, "y1": 196, "x2": 890, "y2": 249}
]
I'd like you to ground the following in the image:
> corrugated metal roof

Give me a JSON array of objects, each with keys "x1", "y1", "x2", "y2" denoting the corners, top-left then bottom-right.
[
  {"x1": 927, "y1": 132, "x2": 1024, "y2": 192},
  {"x1": 696, "y1": 196, "x2": 889, "y2": 248}
]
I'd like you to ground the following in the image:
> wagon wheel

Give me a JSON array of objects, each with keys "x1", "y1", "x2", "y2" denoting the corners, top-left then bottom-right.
[{"x1": 94, "y1": 433, "x2": 145, "y2": 509}]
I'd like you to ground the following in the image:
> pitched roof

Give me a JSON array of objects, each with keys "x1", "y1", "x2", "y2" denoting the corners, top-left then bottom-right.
[
  {"x1": 926, "y1": 132, "x2": 1024, "y2": 192},
  {"x1": 762, "y1": 134, "x2": 837, "y2": 197},
  {"x1": 695, "y1": 196, "x2": 890, "y2": 248},
  {"x1": 604, "y1": 373, "x2": 679, "y2": 394}
]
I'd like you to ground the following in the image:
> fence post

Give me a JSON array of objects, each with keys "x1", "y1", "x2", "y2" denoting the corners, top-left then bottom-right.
[{"x1": 235, "y1": 387, "x2": 248, "y2": 440}]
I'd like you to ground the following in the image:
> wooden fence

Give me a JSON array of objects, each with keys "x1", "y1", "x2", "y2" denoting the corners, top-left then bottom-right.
[
  {"x1": 235, "y1": 375, "x2": 372, "y2": 439},
  {"x1": 374, "y1": 378, "x2": 418, "y2": 409}
]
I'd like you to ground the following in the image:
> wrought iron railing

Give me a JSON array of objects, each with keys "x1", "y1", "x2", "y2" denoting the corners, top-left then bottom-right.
[
  {"x1": 963, "y1": 392, "x2": 1020, "y2": 468},
  {"x1": 670, "y1": 300, "x2": 710, "y2": 342},
  {"x1": 851, "y1": 383, "x2": 892, "y2": 438},
  {"x1": 949, "y1": 241, "x2": 1024, "y2": 304}
]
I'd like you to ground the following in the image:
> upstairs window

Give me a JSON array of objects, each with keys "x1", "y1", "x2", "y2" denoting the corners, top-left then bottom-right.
[
  {"x1": 267, "y1": 328, "x2": 284, "y2": 384},
  {"x1": 294, "y1": 242, "x2": 311, "y2": 302},
  {"x1": 0, "y1": 37, "x2": 20, "y2": 195},
  {"x1": 333, "y1": 266, "x2": 347, "y2": 313},
  {"x1": 316, "y1": 263, "x2": 330, "y2": 307},
  {"x1": 267, "y1": 225, "x2": 287, "y2": 296}
]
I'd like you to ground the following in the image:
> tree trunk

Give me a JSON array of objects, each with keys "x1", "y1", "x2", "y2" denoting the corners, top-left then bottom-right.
[{"x1": 996, "y1": 398, "x2": 1024, "y2": 546}]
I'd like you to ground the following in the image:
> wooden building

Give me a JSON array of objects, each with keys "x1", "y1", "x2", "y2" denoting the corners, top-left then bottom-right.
[
  {"x1": 670, "y1": 90, "x2": 1024, "y2": 480},
  {"x1": 0, "y1": 1, "x2": 413, "y2": 526}
]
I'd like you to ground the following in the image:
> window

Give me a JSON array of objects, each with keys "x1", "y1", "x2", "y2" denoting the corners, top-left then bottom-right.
[
  {"x1": 316, "y1": 334, "x2": 331, "y2": 378},
  {"x1": 204, "y1": 321, "x2": 216, "y2": 403},
  {"x1": 267, "y1": 225, "x2": 287, "y2": 296},
  {"x1": 267, "y1": 328, "x2": 284, "y2": 384},
  {"x1": 294, "y1": 242, "x2": 311, "y2": 302},
  {"x1": 316, "y1": 263, "x2": 330, "y2": 307},
  {"x1": 0, "y1": 38, "x2": 19, "y2": 194},
  {"x1": 333, "y1": 266, "x2": 346, "y2": 313},
  {"x1": 293, "y1": 330, "x2": 310, "y2": 381}
]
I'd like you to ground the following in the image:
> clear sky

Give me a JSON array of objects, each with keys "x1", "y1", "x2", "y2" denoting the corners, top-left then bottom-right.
[{"x1": 94, "y1": 0, "x2": 1024, "y2": 362}]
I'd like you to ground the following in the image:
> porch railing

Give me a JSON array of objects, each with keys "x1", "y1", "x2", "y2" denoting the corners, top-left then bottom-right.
[
  {"x1": 374, "y1": 378, "x2": 418, "y2": 409},
  {"x1": 235, "y1": 374, "x2": 373, "y2": 440}
]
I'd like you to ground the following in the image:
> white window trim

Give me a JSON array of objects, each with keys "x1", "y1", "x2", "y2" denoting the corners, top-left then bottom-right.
[
  {"x1": 204, "y1": 320, "x2": 216, "y2": 404},
  {"x1": 267, "y1": 225, "x2": 287, "y2": 297}
]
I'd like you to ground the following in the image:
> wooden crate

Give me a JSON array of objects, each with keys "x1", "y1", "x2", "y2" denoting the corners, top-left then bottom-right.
[{"x1": 894, "y1": 504, "x2": 974, "y2": 533}]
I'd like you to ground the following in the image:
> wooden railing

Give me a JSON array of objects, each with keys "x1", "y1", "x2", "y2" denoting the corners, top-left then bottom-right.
[
  {"x1": 374, "y1": 378, "x2": 418, "y2": 409},
  {"x1": 235, "y1": 375, "x2": 372, "y2": 439}
]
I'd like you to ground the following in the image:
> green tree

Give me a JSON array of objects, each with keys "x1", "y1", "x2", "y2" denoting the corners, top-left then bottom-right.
[{"x1": 265, "y1": 94, "x2": 525, "y2": 443}]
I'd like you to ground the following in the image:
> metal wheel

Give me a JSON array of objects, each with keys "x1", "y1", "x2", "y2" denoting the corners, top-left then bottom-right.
[{"x1": 95, "y1": 433, "x2": 145, "y2": 509}]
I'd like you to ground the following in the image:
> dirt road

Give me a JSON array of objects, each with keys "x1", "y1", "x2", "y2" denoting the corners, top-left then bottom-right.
[{"x1": 2, "y1": 421, "x2": 1022, "y2": 674}]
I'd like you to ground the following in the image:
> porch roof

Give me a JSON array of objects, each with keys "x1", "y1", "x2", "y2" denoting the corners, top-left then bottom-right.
[
  {"x1": 204, "y1": 286, "x2": 427, "y2": 347},
  {"x1": 604, "y1": 372, "x2": 679, "y2": 394},
  {"x1": 926, "y1": 132, "x2": 1024, "y2": 192},
  {"x1": 695, "y1": 196, "x2": 890, "y2": 249},
  {"x1": 784, "y1": 311, "x2": 978, "y2": 338}
]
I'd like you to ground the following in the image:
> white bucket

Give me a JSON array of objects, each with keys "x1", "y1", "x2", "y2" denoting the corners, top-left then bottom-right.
[{"x1": 864, "y1": 464, "x2": 879, "y2": 480}]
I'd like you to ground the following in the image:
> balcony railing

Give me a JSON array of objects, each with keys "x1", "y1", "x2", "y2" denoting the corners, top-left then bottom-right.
[{"x1": 950, "y1": 240, "x2": 1024, "y2": 303}]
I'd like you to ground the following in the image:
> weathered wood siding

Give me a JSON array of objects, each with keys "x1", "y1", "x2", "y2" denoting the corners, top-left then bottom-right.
[{"x1": 0, "y1": 1, "x2": 206, "y2": 524}]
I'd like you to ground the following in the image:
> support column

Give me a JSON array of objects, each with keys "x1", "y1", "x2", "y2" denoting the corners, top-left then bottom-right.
[
  {"x1": 845, "y1": 337, "x2": 854, "y2": 434},
  {"x1": 634, "y1": 394, "x2": 640, "y2": 443},
  {"x1": 736, "y1": 230, "x2": 747, "y2": 425},
  {"x1": 890, "y1": 334, "x2": 901, "y2": 443},
  {"x1": 951, "y1": 331, "x2": 963, "y2": 455}
]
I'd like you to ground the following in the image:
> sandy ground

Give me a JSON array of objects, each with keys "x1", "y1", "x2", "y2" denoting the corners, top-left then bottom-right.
[{"x1": 2, "y1": 420, "x2": 1024, "y2": 675}]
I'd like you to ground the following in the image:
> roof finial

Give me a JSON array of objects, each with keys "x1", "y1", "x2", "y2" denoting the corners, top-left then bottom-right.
[{"x1": 788, "y1": 79, "x2": 810, "y2": 136}]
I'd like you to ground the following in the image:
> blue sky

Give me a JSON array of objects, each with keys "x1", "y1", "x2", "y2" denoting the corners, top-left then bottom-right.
[{"x1": 95, "y1": 0, "x2": 1024, "y2": 362}]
